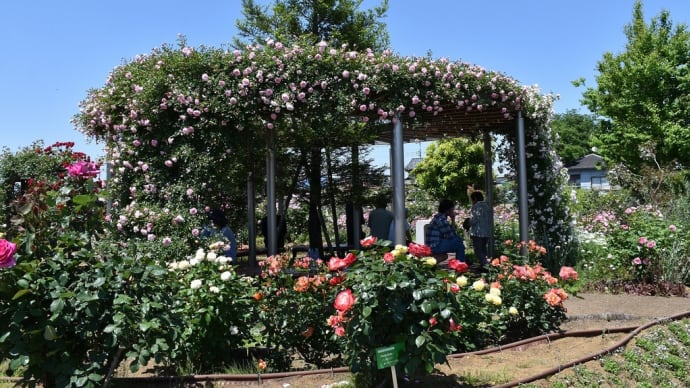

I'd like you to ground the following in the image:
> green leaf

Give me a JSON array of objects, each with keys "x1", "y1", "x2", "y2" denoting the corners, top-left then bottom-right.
[
  {"x1": 12, "y1": 289, "x2": 31, "y2": 300},
  {"x1": 420, "y1": 301, "x2": 434, "y2": 314},
  {"x1": 72, "y1": 194, "x2": 94, "y2": 206},
  {"x1": 16, "y1": 278, "x2": 29, "y2": 289},
  {"x1": 103, "y1": 324, "x2": 116, "y2": 333},
  {"x1": 43, "y1": 325, "x2": 58, "y2": 341},
  {"x1": 93, "y1": 277, "x2": 106, "y2": 288},
  {"x1": 440, "y1": 308, "x2": 451, "y2": 319},
  {"x1": 362, "y1": 306, "x2": 372, "y2": 317},
  {"x1": 139, "y1": 321, "x2": 151, "y2": 332},
  {"x1": 88, "y1": 374, "x2": 103, "y2": 382},
  {"x1": 412, "y1": 290, "x2": 421, "y2": 300},
  {"x1": 50, "y1": 299, "x2": 65, "y2": 315},
  {"x1": 415, "y1": 335, "x2": 426, "y2": 347}
]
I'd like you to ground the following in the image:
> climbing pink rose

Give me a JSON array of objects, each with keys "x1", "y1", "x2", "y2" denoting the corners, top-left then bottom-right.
[
  {"x1": 0, "y1": 239, "x2": 17, "y2": 268},
  {"x1": 66, "y1": 161, "x2": 99, "y2": 178}
]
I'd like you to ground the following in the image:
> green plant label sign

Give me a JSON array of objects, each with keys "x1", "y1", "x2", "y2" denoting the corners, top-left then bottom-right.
[{"x1": 375, "y1": 341, "x2": 405, "y2": 369}]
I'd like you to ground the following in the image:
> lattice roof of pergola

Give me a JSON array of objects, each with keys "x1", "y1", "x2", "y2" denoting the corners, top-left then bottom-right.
[{"x1": 372, "y1": 104, "x2": 515, "y2": 144}]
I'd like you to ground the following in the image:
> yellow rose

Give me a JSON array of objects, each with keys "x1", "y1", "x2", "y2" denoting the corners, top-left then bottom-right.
[
  {"x1": 472, "y1": 280, "x2": 485, "y2": 291},
  {"x1": 394, "y1": 244, "x2": 408, "y2": 254},
  {"x1": 456, "y1": 276, "x2": 468, "y2": 287},
  {"x1": 509, "y1": 306, "x2": 519, "y2": 315},
  {"x1": 489, "y1": 287, "x2": 501, "y2": 296},
  {"x1": 424, "y1": 257, "x2": 437, "y2": 266},
  {"x1": 484, "y1": 293, "x2": 502, "y2": 306}
]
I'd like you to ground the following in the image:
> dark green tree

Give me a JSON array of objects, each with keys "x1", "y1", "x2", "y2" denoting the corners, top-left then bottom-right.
[
  {"x1": 579, "y1": 1, "x2": 690, "y2": 171},
  {"x1": 234, "y1": 0, "x2": 390, "y2": 255},
  {"x1": 550, "y1": 109, "x2": 599, "y2": 166},
  {"x1": 234, "y1": 0, "x2": 389, "y2": 50},
  {"x1": 412, "y1": 138, "x2": 486, "y2": 205}
]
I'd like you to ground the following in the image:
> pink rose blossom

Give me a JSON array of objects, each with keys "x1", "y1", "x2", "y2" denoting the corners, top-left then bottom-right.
[
  {"x1": 633, "y1": 257, "x2": 642, "y2": 265},
  {"x1": 638, "y1": 236, "x2": 647, "y2": 245},
  {"x1": 66, "y1": 161, "x2": 100, "y2": 178},
  {"x1": 669, "y1": 225, "x2": 677, "y2": 232},
  {"x1": 646, "y1": 240, "x2": 656, "y2": 249},
  {"x1": 0, "y1": 239, "x2": 17, "y2": 268}
]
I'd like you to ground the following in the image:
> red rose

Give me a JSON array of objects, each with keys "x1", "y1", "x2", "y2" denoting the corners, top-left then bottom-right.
[
  {"x1": 449, "y1": 283, "x2": 460, "y2": 293},
  {"x1": 360, "y1": 236, "x2": 377, "y2": 248},
  {"x1": 343, "y1": 252, "x2": 357, "y2": 266},
  {"x1": 429, "y1": 317, "x2": 438, "y2": 326},
  {"x1": 327, "y1": 257, "x2": 347, "y2": 271},
  {"x1": 449, "y1": 318, "x2": 462, "y2": 332},
  {"x1": 383, "y1": 252, "x2": 395, "y2": 263},
  {"x1": 0, "y1": 239, "x2": 17, "y2": 268},
  {"x1": 448, "y1": 259, "x2": 468, "y2": 273},
  {"x1": 334, "y1": 289, "x2": 356, "y2": 312},
  {"x1": 329, "y1": 275, "x2": 346, "y2": 286},
  {"x1": 407, "y1": 242, "x2": 431, "y2": 258}
]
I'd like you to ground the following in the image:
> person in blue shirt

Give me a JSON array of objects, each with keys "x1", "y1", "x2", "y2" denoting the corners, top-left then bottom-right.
[
  {"x1": 202, "y1": 208, "x2": 237, "y2": 261},
  {"x1": 425, "y1": 199, "x2": 466, "y2": 261}
]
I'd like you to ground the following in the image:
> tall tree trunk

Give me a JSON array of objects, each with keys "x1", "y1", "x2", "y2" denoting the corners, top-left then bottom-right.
[
  {"x1": 308, "y1": 146, "x2": 323, "y2": 258},
  {"x1": 325, "y1": 147, "x2": 341, "y2": 255}
]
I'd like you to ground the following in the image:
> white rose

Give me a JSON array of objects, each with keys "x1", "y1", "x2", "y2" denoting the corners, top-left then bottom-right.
[
  {"x1": 190, "y1": 279, "x2": 202, "y2": 289},
  {"x1": 209, "y1": 286, "x2": 220, "y2": 294},
  {"x1": 220, "y1": 271, "x2": 232, "y2": 281}
]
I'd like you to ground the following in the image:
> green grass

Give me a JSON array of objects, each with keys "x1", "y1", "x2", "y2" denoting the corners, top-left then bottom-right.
[{"x1": 545, "y1": 318, "x2": 690, "y2": 387}]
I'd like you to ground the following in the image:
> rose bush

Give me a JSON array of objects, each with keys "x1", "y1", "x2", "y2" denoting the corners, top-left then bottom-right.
[
  {"x1": 325, "y1": 237, "x2": 573, "y2": 385},
  {"x1": 249, "y1": 254, "x2": 342, "y2": 371},
  {"x1": 0, "y1": 143, "x2": 181, "y2": 387}
]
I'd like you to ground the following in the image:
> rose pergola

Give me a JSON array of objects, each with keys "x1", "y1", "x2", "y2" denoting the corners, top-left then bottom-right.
[{"x1": 74, "y1": 39, "x2": 570, "y2": 265}]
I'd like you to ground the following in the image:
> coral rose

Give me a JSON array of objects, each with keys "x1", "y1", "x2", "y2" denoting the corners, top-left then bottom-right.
[
  {"x1": 334, "y1": 289, "x2": 356, "y2": 312},
  {"x1": 360, "y1": 236, "x2": 377, "y2": 247}
]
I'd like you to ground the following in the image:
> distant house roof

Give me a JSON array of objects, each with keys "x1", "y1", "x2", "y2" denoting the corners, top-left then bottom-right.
[
  {"x1": 405, "y1": 157, "x2": 422, "y2": 172},
  {"x1": 565, "y1": 154, "x2": 606, "y2": 171}
]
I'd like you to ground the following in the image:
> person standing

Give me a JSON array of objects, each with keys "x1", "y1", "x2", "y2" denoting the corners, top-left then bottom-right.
[
  {"x1": 425, "y1": 199, "x2": 466, "y2": 261},
  {"x1": 469, "y1": 191, "x2": 491, "y2": 266},
  {"x1": 367, "y1": 198, "x2": 394, "y2": 240}
]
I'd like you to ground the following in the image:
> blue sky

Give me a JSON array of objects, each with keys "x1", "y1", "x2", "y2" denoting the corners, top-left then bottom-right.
[{"x1": 3, "y1": 0, "x2": 690, "y2": 167}]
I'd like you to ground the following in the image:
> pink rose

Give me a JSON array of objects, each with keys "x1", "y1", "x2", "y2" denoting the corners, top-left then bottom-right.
[
  {"x1": 66, "y1": 161, "x2": 99, "y2": 178},
  {"x1": 0, "y1": 239, "x2": 17, "y2": 268}
]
